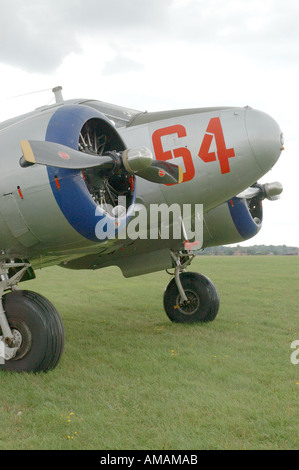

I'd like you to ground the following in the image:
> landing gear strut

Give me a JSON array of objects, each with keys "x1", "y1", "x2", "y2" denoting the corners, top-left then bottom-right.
[
  {"x1": 163, "y1": 251, "x2": 220, "y2": 323},
  {"x1": 0, "y1": 261, "x2": 64, "y2": 373}
]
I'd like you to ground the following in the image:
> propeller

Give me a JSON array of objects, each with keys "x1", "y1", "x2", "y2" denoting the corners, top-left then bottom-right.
[
  {"x1": 137, "y1": 160, "x2": 183, "y2": 185},
  {"x1": 236, "y1": 182, "x2": 283, "y2": 201},
  {"x1": 20, "y1": 140, "x2": 182, "y2": 185}
]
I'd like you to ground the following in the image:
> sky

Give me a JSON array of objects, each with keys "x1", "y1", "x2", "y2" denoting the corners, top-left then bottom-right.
[{"x1": 0, "y1": 0, "x2": 298, "y2": 247}]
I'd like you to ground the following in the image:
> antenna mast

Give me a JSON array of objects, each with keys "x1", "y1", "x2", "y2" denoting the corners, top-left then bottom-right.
[{"x1": 52, "y1": 86, "x2": 64, "y2": 103}]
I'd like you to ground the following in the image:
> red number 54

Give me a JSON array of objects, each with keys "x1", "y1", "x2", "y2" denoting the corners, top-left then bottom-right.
[{"x1": 152, "y1": 118, "x2": 235, "y2": 183}]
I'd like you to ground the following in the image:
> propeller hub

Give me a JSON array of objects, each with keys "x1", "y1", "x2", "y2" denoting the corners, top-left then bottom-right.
[{"x1": 122, "y1": 147, "x2": 153, "y2": 174}]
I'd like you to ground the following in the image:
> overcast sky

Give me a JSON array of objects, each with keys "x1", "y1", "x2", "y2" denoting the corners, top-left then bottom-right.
[{"x1": 0, "y1": 0, "x2": 298, "y2": 247}]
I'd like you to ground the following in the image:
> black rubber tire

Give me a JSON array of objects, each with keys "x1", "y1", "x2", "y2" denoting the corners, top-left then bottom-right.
[
  {"x1": 0, "y1": 290, "x2": 64, "y2": 373},
  {"x1": 163, "y1": 272, "x2": 220, "y2": 323}
]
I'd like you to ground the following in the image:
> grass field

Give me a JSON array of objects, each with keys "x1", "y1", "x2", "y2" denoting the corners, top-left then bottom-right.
[{"x1": 0, "y1": 256, "x2": 298, "y2": 450}]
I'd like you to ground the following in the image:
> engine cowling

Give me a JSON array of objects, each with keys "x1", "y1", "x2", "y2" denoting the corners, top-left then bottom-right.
[
  {"x1": 45, "y1": 104, "x2": 136, "y2": 242},
  {"x1": 202, "y1": 196, "x2": 263, "y2": 247}
]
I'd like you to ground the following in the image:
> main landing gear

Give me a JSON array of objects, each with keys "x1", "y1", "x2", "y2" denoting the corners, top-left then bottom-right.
[
  {"x1": 163, "y1": 251, "x2": 220, "y2": 323},
  {"x1": 0, "y1": 261, "x2": 64, "y2": 373},
  {"x1": 0, "y1": 253, "x2": 219, "y2": 372}
]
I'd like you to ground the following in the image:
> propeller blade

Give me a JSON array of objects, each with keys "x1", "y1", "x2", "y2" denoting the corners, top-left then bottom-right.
[
  {"x1": 20, "y1": 140, "x2": 114, "y2": 170},
  {"x1": 236, "y1": 182, "x2": 283, "y2": 201},
  {"x1": 236, "y1": 187, "x2": 261, "y2": 199},
  {"x1": 137, "y1": 160, "x2": 184, "y2": 185}
]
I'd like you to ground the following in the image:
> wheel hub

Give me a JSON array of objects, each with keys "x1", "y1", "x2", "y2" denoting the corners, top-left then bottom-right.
[
  {"x1": 177, "y1": 290, "x2": 200, "y2": 315},
  {"x1": 11, "y1": 328, "x2": 23, "y2": 350},
  {"x1": 9, "y1": 321, "x2": 32, "y2": 361}
]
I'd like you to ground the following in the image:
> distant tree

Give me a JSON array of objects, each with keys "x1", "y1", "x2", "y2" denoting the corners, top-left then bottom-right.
[{"x1": 196, "y1": 244, "x2": 298, "y2": 256}]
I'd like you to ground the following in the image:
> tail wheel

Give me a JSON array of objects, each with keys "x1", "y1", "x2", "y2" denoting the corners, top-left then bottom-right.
[
  {"x1": 163, "y1": 272, "x2": 220, "y2": 323},
  {"x1": 0, "y1": 290, "x2": 64, "y2": 373}
]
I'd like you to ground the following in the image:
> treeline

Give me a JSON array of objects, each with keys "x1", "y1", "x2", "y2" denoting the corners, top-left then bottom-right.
[{"x1": 197, "y1": 245, "x2": 299, "y2": 256}]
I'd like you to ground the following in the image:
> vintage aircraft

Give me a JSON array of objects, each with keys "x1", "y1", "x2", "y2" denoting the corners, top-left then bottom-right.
[{"x1": 0, "y1": 87, "x2": 284, "y2": 372}]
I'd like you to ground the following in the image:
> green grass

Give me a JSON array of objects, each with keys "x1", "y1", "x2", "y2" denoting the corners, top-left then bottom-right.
[{"x1": 0, "y1": 256, "x2": 298, "y2": 450}]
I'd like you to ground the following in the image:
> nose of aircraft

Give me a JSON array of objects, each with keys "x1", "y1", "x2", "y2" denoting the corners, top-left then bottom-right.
[{"x1": 245, "y1": 108, "x2": 284, "y2": 173}]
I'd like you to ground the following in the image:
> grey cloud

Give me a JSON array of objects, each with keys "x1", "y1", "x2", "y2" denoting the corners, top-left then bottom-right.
[
  {"x1": 0, "y1": 0, "x2": 172, "y2": 73},
  {"x1": 168, "y1": 0, "x2": 299, "y2": 65},
  {"x1": 1, "y1": 0, "x2": 298, "y2": 73},
  {"x1": 0, "y1": 1, "x2": 80, "y2": 72}
]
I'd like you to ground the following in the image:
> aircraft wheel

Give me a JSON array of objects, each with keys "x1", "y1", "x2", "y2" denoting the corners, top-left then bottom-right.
[
  {"x1": 0, "y1": 290, "x2": 64, "y2": 373},
  {"x1": 163, "y1": 272, "x2": 220, "y2": 323}
]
